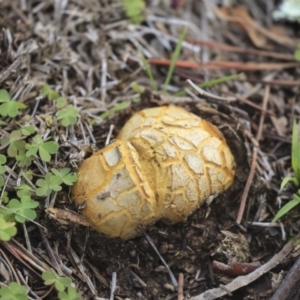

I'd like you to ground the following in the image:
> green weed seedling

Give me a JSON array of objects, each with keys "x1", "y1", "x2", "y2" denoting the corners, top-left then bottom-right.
[
  {"x1": 19, "y1": 124, "x2": 36, "y2": 136},
  {"x1": 100, "y1": 101, "x2": 131, "y2": 120},
  {"x1": 0, "y1": 196, "x2": 39, "y2": 223},
  {"x1": 25, "y1": 135, "x2": 59, "y2": 162},
  {"x1": 51, "y1": 168, "x2": 77, "y2": 186},
  {"x1": 0, "y1": 154, "x2": 6, "y2": 188},
  {"x1": 16, "y1": 150, "x2": 34, "y2": 167},
  {"x1": 1, "y1": 130, "x2": 26, "y2": 157},
  {"x1": 36, "y1": 173, "x2": 63, "y2": 196},
  {"x1": 0, "y1": 282, "x2": 28, "y2": 300},
  {"x1": 42, "y1": 84, "x2": 79, "y2": 126},
  {"x1": 273, "y1": 120, "x2": 300, "y2": 222},
  {"x1": 43, "y1": 269, "x2": 72, "y2": 292},
  {"x1": 0, "y1": 89, "x2": 26, "y2": 118},
  {"x1": 56, "y1": 105, "x2": 79, "y2": 127},
  {"x1": 36, "y1": 169, "x2": 77, "y2": 197},
  {"x1": 163, "y1": 28, "x2": 187, "y2": 93},
  {"x1": 123, "y1": 0, "x2": 145, "y2": 24},
  {"x1": 0, "y1": 217, "x2": 17, "y2": 241},
  {"x1": 16, "y1": 181, "x2": 34, "y2": 198},
  {"x1": 43, "y1": 269, "x2": 81, "y2": 300},
  {"x1": 58, "y1": 286, "x2": 81, "y2": 300}
]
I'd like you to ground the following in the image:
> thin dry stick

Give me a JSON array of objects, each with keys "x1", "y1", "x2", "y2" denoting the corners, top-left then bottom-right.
[
  {"x1": 271, "y1": 254, "x2": 300, "y2": 299},
  {"x1": 256, "y1": 85, "x2": 270, "y2": 141},
  {"x1": 110, "y1": 272, "x2": 117, "y2": 300},
  {"x1": 105, "y1": 124, "x2": 115, "y2": 146},
  {"x1": 236, "y1": 132, "x2": 259, "y2": 224},
  {"x1": 190, "y1": 234, "x2": 298, "y2": 300},
  {"x1": 1, "y1": 241, "x2": 44, "y2": 275},
  {"x1": 186, "y1": 79, "x2": 236, "y2": 101},
  {"x1": 38, "y1": 226, "x2": 63, "y2": 276},
  {"x1": 22, "y1": 223, "x2": 32, "y2": 253},
  {"x1": 237, "y1": 85, "x2": 270, "y2": 224},
  {"x1": 130, "y1": 270, "x2": 147, "y2": 287},
  {"x1": 184, "y1": 37, "x2": 295, "y2": 61},
  {"x1": 177, "y1": 273, "x2": 184, "y2": 300},
  {"x1": 145, "y1": 234, "x2": 178, "y2": 287},
  {"x1": 69, "y1": 247, "x2": 97, "y2": 296},
  {"x1": 0, "y1": 248, "x2": 19, "y2": 283},
  {"x1": 85, "y1": 259, "x2": 109, "y2": 288}
]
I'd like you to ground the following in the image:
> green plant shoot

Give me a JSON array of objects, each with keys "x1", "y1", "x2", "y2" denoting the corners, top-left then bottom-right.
[{"x1": 273, "y1": 120, "x2": 300, "y2": 222}]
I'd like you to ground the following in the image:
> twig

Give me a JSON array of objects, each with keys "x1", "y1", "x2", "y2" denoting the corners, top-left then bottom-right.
[
  {"x1": 186, "y1": 79, "x2": 236, "y2": 101},
  {"x1": 22, "y1": 223, "x2": 32, "y2": 253},
  {"x1": 38, "y1": 225, "x2": 62, "y2": 275},
  {"x1": 0, "y1": 57, "x2": 22, "y2": 84},
  {"x1": 148, "y1": 59, "x2": 300, "y2": 71},
  {"x1": 256, "y1": 85, "x2": 270, "y2": 141},
  {"x1": 271, "y1": 254, "x2": 300, "y2": 299},
  {"x1": 236, "y1": 132, "x2": 259, "y2": 224},
  {"x1": 110, "y1": 272, "x2": 117, "y2": 300},
  {"x1": 190, "y1": 234, "x2": 298, "y2": 300},
  {"x1": 250, "y1": 222, "x2": 280, "y2": 227},
  {"x1": 2, "y1": 241, "x2": 45, "y2": 274},
  {"x1": 105, "y1": 124, "x2": 115, "y2": 146},
  {"x1": 69, "y1": 247, "x2": 97, "y2": 296},
  {"x1": 145, "y1": 234, "x2": 178, "y2": 287},
  {"x1": 0, "y1": 248, "x2": 18, "y2": 282},
  {"x1": 177, "y1": 273, "x2": 184, "y2": 300},
  {"x1": 85, "y1": 259, "x2": 109, "y2": 288},
  {"x1": 130, "y1": 270, "x2": 147, "y2": 287},
  {"x1": 184, "y1": 37, "x2": 295, "y2": 61}
]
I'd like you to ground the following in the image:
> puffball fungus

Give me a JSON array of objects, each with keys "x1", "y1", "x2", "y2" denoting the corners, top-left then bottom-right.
[{"x1": 72, "y1": 106, "x2": 235, "y2": 239}]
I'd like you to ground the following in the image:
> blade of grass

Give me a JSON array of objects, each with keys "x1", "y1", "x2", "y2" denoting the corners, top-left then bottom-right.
[
  {"x1": 138, "y1": 47, "x2": 157, "y2": 91},
  {"x1": 280, "y1": 176, "x2": 299, "y2": 190},
  {"x1": 292, "y1": 120, "x2": 300, "y2": 179},
  {"x1": 163, "y1": 27, "x2": 187, "y2": 93},
  {"x1": 99, "y1": 101, "x2": 130, "y2": 120},
  {"x1": 272, "y1": 194, "x2": 300, "y2": 223},
  {"x1": 175, "y1": 73, "x2": 244, "y2": 97}
]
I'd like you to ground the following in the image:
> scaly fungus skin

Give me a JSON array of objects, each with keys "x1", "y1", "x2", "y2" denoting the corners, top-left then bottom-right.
[{"x1": 72, "y1": 106, "x2": 235, "y2": 239}]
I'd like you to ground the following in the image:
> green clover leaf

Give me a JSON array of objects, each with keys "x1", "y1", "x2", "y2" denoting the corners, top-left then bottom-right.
[
  {"x1": 16, "y1": 151, "x2": 34, "y2": 167},
  {"x1": 0, "y1": 206, "x2": 14, "y2": 222},
  {"x1": 20, "y1": 125, "x2": 36, "y2": 136},
  {"x1": 16, "y1": 182, "x2": 34, "y2": 198},
  {"x1": 0, "y1": 89, "x2": 26, "y2": 117},
  {"x1": 42, "y1": 84, "x2": 60, "y2": 100},
  {"x1": 0, "y1": 217, "x2": 17, "y2": 241},
  {"x1": 8, "y1": 196, "x2": 39, "y2": 223},
  {"x1": 0, "y1": 282, "x2": 28, "y2": 300},
  {"x1": 123, "y1": 0, "x2": 145, "y2": 24},
  {"x1": 25, "y1": 135, "x2": 59, "y2": 162},
  {"x1": 1, "y1": 130, "x2": 26, "y2": 157},
  {"x1": 56, "y1": 105, "x2": 79, "y2": 127},
  {"x1": 0, "y1": 154, "x2": 6, "y2": 166},
  {"x1": 56, "y1": 97, "x2": 68, "y2": 108},
  {"x1": 36, "y1": 173, "x2": 63, "y2": 196},
  {"x1": 51, "y1": 168, "x2": 77, "y2": 186},
  {"x1": 42, "y1": 85, "x2": 68, "y2": 108},
  {"x1": 58, "y1": 287, "x2": 81, "y2": 300},
  {"x1": 42, "y1": 269, "x2": 72, "y2": 292},
  {"x1": 0, "y1": 154, "x2": 6, "y2": 189},
  {"x1": 0, "y1": 191, "x2": 9, "y2": 204},
  {"x1": 0, "y1": 89, "x2": 10, "y2": 102}
]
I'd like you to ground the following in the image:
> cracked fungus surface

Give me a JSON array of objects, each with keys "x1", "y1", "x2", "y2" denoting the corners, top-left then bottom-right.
[{"x1": 72, "y1": 106, "x2": 235, "y2": 239}]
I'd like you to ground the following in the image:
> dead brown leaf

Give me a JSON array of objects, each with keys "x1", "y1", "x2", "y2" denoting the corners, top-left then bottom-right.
[{"x1": 215, "y1": 6, "x2": 299, "y2": 49}]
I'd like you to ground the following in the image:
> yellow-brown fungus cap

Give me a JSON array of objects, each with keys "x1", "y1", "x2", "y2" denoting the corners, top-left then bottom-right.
[{"x1": 72, "y1": 106, "x2": 235, "y2": 239}]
